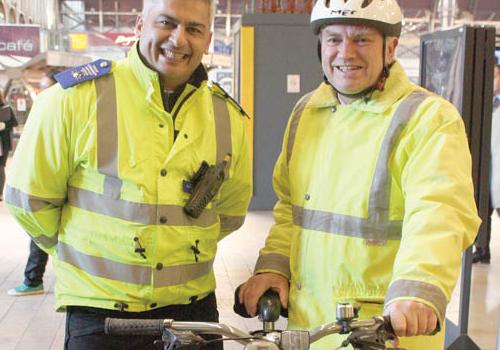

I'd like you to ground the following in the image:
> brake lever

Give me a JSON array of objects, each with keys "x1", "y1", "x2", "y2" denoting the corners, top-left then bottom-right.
[
  {"x1": 161, "y1": 328, "x2": 177, "y2": 350},
  {"x1": 160, "y1": 328, "x2": 207, "y2": 350},
  {"x1": 342, "y1": 329, "x2": 386, "y2": 350},
  {"x1": 340, "y1": 315, "x2": 405, "y2": 350}
]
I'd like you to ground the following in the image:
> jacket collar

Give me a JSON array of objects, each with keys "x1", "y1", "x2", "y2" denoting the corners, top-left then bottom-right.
[
  {"x1": 161, "y1": 64, "x2": 208, "y2": 113},
  {"x1": 307, "y1": 61, "x2": 414, "y2": 114}
]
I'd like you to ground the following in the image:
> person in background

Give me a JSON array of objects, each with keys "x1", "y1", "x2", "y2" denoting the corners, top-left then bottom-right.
[
  {"x1": 474, "y1": 55, "x2": 500, "y2": 263},
  {"x1": 238, "y1": 0, "x2": 480, "y2": 349},
  {"x1": 4, "y1": 0, "x2": 252, "y2": 349},
  {"x1": 0, "y1": 90, "x2": 18, "y2": 201},
  {"x1": 7, "y1": 70, "x2": 59, "y2": 296}
]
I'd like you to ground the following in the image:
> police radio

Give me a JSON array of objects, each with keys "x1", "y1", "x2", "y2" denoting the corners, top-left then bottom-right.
[{"x1": 183, "y1": 155, "x2": 231, "y2": 218}]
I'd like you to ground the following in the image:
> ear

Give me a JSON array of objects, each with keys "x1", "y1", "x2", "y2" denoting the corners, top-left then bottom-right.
[
  {"x1": 204, "y1": 32, "x2": 213, "y2": 54},
  {"x1": 134, "y1": 15, "x2": 144, "y2": 37},
  {"x1": 386, "y1": 37, "x2": 399, "y2": 62}
]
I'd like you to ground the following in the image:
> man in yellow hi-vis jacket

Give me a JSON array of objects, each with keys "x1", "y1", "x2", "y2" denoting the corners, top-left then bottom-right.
[
  {"x1": 5, "y1": 0, "x2": 251, "y2": 349},
  {"x1": 239, "y1": 0, "x2": 480, "y2": 349}
]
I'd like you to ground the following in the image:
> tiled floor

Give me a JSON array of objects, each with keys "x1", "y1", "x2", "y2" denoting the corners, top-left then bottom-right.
[{"x1": 0, "y1": 201, "x2": 498, "y2": 349}]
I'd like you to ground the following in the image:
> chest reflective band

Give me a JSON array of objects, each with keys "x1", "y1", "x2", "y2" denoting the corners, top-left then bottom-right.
[{"x1": 287, "y1": 90, "x2": 430, "y2": 240}]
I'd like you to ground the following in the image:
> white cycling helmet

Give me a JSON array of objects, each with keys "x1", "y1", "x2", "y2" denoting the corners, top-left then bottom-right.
[{"x1": 311, "y1": 0, "x2": 403, "y2": 37}]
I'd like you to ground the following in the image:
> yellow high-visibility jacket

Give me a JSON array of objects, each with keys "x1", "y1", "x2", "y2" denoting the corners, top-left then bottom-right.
[
  {"x1": 255, "y1": 62, "x2": 480, "y2": 349},
  {"x1": 6, "y1": 44, "x2": 252, "y2": 312}
]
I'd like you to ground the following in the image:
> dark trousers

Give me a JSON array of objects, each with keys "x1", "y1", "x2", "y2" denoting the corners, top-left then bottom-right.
[
  {"x1": 24, "y1": 240, "x2": 49, "y2": 286},
  {"x1": 65, "y1": 293, "x2": 223, "y2": 350},
  {"x1": 0, "y1": 163, "x2": 5, "y2": 198},
  {"x1": 1, "y1": 151, "x2": 10, "y2": 198}
]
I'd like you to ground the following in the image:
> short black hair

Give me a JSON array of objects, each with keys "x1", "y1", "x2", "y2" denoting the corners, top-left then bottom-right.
[{"x1": 46, "y1": 69, "x2": 62, "y2": 82}]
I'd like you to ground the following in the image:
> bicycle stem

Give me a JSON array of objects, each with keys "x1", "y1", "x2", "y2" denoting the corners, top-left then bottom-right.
[{"x1": 308, "y1": 318, "x2": 381, "y2": 344}]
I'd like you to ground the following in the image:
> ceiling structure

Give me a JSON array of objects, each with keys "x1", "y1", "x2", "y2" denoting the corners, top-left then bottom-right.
[
  {"x1": 400, "y1": 0, "x2": 500, "y2": 22},
  {"x1": 59, "y1": 0, "x2": 500, "y2": 46}
]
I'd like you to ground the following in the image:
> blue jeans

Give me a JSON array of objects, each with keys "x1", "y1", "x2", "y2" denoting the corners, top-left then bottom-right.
[
  {"x1": 24, "y1": 240, "x2": 48, "y2": 286},
  {"x1": 64, "y1": 293, "x2": 223, "y2": 350}
]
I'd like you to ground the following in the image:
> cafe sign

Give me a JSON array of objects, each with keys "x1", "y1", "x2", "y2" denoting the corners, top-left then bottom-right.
[{"x1": 0, "y1": 25, "x2": 40, "y2": 58}]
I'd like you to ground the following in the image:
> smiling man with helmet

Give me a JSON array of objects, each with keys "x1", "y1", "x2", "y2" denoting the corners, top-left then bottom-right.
[{"x1": 239, "y1": 0, "x2": 480, "y2": 349}]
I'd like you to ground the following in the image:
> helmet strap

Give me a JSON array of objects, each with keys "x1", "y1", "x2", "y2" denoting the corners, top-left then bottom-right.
[{"x1": 377, "y1": 36, "x2": 390, "y2": 92}]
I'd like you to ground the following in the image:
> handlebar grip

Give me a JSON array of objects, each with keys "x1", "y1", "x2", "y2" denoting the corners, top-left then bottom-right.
[
  {"x1": 382, "y1": 314, "x2": 440, "y2": 337},
  {"x1": 258, "y1": 289, "x2": 282, "y2": 322},
  {"x1": 104, "y1": 318, "x2": 164, "y2": 336},
  {"x1": 233, "y1": 285, "x2": 288, "y2": 320}
]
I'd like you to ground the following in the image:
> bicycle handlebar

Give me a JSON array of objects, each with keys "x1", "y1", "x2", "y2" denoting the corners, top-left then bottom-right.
[
  {"x1": 105, "y1": 318, "x2": 252, "y2": 342},
  {"x1": 105, "y1": 315, "x2": 397, "y2": 350},
  {"x1": 105, "y1": 287, "x2": 400, "y2": 350}
]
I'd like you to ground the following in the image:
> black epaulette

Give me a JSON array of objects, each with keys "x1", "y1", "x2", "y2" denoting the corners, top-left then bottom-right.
[
  {"x1": 54, "y1": 59, "x2": 113, "y2": 89},
  {"x1": 210, "y1": 81, "x2": 249, "y2": 119}
]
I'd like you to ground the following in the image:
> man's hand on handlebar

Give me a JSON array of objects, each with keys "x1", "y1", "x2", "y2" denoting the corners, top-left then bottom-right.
[
  {"x1": 239, "y1": 273, "x2": 289, "y2": 317},
  {"x1": 384, "y1": 300, "x2": 438, "y2": 339}
]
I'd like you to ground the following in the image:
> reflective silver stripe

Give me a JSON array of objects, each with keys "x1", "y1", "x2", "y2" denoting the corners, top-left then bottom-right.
[
  {"x1": 32, "y1": 235, "x2": 59, "y2": 249},
  {"x1": 292, "y1": 205, "x2": 402, "y2": 240},
  {"x1": 255, "y1": 253, "x2": 291, "y2": 279},
  {"x1": 5, "y1": 186, "x2": 62, "y2": 248},
  {"x1": 57, "y1": 241, "x2": 214, "y2": 287},
  {"x1": 385, "y1": 279, "x2": 447, "y2": 322},
  {"x1": 212, "y1": 95, "x2": 232, "y2": 175},
  {"x1": 67, "y1": 186, "x2": 217, "y2": 226},
  {"x1": 291, "y1": 91, "x2": 430, "y2": 240},
  {"x1": 286, "y1": 92, "x2": 314, "y2": 165},
  {"x1": 154, "y1": 259, "x2": 214, "y2": 287},
  {"x1": 95, "y1": 74, "x2": 123, "y2": 198},
  {"x1": 57, "y1": 241, "x2": 150, "y2": 285},
  {"x1": 368, "y1": 91, "x2": 430, "y2": 218},
  {"x1": 219, "y1": 214, "x2": 245, "y2": 232},
  {"x1": 5, "y1": 185, "x2": 65, "y2": 212}
]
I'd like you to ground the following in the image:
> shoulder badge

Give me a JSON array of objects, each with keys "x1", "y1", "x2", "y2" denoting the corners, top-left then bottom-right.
[
  {"x1": 210, "y1": 81, "x2": 249, "y2": 119},
  {"x1": 55, "y1": 59, "x2": 112, "y2": 89}
]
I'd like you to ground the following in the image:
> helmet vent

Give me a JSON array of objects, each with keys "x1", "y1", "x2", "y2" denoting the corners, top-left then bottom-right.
[{"x1": 361, "y1": 0, "x2": 375, "y2": 8}]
